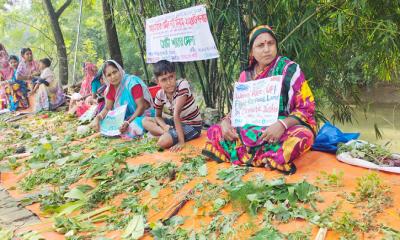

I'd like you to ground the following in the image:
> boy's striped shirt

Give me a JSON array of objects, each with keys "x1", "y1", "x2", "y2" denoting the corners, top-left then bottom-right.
[{"x1": 154, "y1": 79, "x2": 202, "y2": 127}]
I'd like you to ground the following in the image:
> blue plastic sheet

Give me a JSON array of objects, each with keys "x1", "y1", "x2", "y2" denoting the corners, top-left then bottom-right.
[{"x1": 311, "y1": 122, "x2": 360, "y2": 153}]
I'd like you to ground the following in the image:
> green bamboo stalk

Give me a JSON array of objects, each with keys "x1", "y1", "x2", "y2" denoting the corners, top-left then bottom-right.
[
  {"x1": 193, "y1": 62, "x2": 209, "y2": 106},
  {"x1": 130, "y1": 0, "x2": 146, "y2": 34},
  {"x1": 236, "y1": 0, "x2": 247, "y2": 70},
  {"x1": 122, "y1": 0, "x2": 150, "y2": 82},
  {"x1": 280, "y1": 9, "x2": 319, "y2": 44}
]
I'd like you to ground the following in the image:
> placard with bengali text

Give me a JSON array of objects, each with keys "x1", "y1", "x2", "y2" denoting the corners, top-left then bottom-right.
[{"x1": 145, "y1": 5, "x2": 219, "y2": 63}]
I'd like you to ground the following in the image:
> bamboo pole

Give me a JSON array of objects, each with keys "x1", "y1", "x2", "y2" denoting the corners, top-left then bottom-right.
[
  {"x1": 122, "y1": 0, "x2": 150, "y2": 82},
  {"x1": 71, "y1": 0, "x2": 83, "y2": 86},
  {"x1": 236, "y1": 0, "x2": 247, "y2": 70}
]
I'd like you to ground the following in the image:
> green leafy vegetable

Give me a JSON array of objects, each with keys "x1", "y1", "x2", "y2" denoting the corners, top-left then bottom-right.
[{"x1": 122, "y1": 215, "x2": 145, "y2": 240}]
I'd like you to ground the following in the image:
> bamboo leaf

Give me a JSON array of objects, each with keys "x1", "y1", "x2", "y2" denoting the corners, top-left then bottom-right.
[
  {"x1": 122, "y1": 215, "x2": 145, "y2": 240},
  {"x1": 338, "y1": 12, "x2": 343, "y2": 36},
  {"x1": 374, "y1": 123, "x2": 383, "y2": 139},
  {"x1": 56, "y1": 200, "x2": 86, "y2": 216},
  {"x1": 64, "y1": 188, "x2": 86, "y2": 200}
]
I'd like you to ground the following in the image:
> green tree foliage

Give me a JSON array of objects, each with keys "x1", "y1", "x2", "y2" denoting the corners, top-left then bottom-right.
[
  {"x1": 1, "y1": 0, "x2": 399, "y2": 122},
  {"x1": 110, "y1": 0, "x2": 400, "y2": 121}
]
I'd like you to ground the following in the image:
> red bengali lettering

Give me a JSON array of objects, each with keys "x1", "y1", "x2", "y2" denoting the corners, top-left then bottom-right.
[
  {"x1": 197, "y1": 13, "x2": 208, "y2": 23},
  {"x1": 184, "y1": 13, "x2": 207, "y2": 26},
  {"x1": 175, "y1": 17, "x2": 185, "y2": 27},
  {"x1": 150, "y1": 13, "x2": 208, "y2": 32},
  {"x1": 162, "y1": 19, "x2": 169, "y2": 29},
  {"x1": 168, "y1": 19, "x2": 176, "y2": 29},
  {"x1": 149, "y1": 22, "x2": 163, "y2": 32},
  {"x1": 185, "y1": 15, "x2": 196, "y2": 26}
]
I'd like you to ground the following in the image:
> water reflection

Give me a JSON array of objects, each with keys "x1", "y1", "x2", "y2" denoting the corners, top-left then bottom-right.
[{"x1": 325, "y1": 103, "x2": 400, "y2": 152}]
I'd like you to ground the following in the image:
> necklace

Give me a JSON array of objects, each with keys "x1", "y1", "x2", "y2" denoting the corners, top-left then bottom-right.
[{"x1": 254, "y1": 65, "x2": 265, "y2": 76}]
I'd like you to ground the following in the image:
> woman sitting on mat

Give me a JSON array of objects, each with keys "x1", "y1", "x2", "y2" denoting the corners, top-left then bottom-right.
[
  {"x1": 91, "y1": 60, "x2": 154, "y2": 138},
  {"x1": 68, "y1": 62, "x2": 99, "y2": 117},
  {"x1": 16, "y1": 48, "x2": 40, "y2": 90},
  {"x1": 31, "y1": 58, "x2": 65, "y2": 112},
  {"x1": 2, "y1": 55, "x2": 28, "y2": 111},
  {"x1": 202, "y1": 25, "x2": 316, "y2": 175}
]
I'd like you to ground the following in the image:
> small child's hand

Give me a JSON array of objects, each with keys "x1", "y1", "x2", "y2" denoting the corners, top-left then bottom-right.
[{"x1": 170, "y1": 142, "x2": 184, "y2": 152}]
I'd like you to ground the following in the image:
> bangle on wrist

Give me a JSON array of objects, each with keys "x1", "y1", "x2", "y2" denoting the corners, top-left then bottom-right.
[{"x1": 278, "y1": 119, "x2": 288, "y2": 130}]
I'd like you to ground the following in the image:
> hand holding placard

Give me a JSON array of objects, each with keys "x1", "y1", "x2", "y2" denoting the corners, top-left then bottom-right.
[
  {"x1": 231, "y1": 76, "x2": 283, "y2": 127},
  {"x1": 100, "y1": 105, "x2": 127, "y2": 137}
]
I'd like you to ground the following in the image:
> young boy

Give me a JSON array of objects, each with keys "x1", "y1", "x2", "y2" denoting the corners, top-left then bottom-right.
[{"x1": 143, "y1": 60, "x2": 202, "y2": 152}]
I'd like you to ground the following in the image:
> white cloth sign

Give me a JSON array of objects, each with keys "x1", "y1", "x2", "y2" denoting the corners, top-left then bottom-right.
[
  {"x1": 145, "y1": 5, "x2": 219, "y2": 63},
  {"x1": 100, "y1": 105, "x2": 127, "y2": 137},
  {"x1": 231, "y1": 76, "x2": 283, "y2": 127}
]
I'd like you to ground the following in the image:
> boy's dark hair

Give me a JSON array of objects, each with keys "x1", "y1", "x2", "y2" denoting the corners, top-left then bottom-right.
[
  {"x1": 9, "y1": 55, "x2": 19, "y2": 62},
  {"x1": 20, "y1": 48, "x2": 32, "y2": 56},
  {"x1": 40, "y1": 58, "x2": 51, "y2": 67},
  {"x1": 153, "y1": 60, "x2": 175, "y2": 78}
]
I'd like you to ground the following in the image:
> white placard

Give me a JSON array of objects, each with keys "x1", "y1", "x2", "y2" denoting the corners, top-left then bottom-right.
[
  {"x1": 231, "y1": 76, "x2": 283, "y2": 127},
  {"x1": 100, "y1": 105, "x2": 127, "y2": 137},
  {"x1": 145, "y1": 5, "x2": 219, "y2": 63}
]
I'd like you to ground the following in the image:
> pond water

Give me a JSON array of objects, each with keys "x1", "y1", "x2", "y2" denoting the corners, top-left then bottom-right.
[{"x1": 326, "y1": 103, "x2": 400, "y2": 152}]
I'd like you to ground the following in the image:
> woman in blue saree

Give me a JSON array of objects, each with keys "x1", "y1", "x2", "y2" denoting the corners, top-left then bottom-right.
[{"x1": 92, "y1": 60, "x2": 154, "y2": 138}]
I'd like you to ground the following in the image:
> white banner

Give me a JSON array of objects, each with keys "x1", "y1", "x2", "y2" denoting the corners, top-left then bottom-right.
[
  {"x1": 231, "y1": 76, "x2": 283, "y2": 127},
  {"x1": 145, "y1": 5, "x2": 219, "y2": 63}
]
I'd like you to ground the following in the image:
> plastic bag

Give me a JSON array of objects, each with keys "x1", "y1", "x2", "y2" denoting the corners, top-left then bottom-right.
[{"x1": 311, "y1": 122, "x2": 360, "y2": 153}]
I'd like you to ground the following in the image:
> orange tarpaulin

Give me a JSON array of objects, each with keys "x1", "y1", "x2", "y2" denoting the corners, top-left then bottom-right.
[{"x1": 1, "y1": 127, "x2": 400, "y2": 239}]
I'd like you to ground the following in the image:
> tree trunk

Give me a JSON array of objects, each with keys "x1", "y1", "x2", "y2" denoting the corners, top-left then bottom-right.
[
  {"x1": 102, "y1": 0, "x2": 123, "y2": 67},
  {"x1": 42, "y1": 0, "x2": 71, "y2": 85}
]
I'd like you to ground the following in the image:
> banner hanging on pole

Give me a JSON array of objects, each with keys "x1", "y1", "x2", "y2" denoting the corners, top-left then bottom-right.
[{"x1": 145, "y1": 5, "x2": 219, "y2": 63}]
